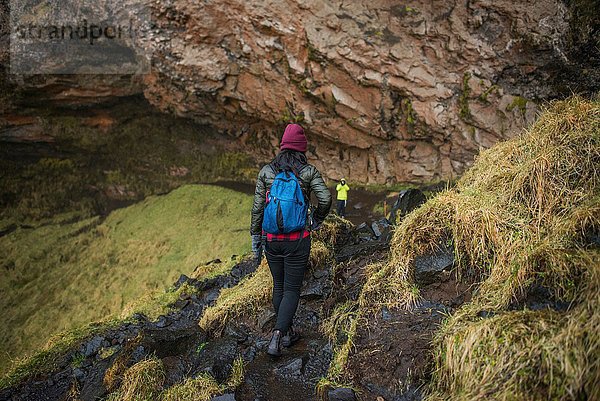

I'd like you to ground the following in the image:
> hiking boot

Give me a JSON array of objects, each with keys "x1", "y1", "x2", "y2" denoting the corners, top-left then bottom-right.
[
  {"x1": 282, "y1": 326, "x2": 301, "y2": 348},
  {"x1": 267, "y1": 330, "x2": 283, "y2": 357}
]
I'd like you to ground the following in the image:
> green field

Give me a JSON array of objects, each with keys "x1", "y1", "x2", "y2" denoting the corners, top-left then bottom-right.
[{"x1": 0, "y1": 185, "x2": 252, "y2": 374}]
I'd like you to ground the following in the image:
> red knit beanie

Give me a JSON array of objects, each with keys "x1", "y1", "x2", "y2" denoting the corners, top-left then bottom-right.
[{"x1": 280, "y1": 123, "x2": 308, "y2": 152}]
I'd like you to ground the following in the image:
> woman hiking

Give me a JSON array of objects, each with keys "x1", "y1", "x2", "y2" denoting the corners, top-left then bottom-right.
[{"x1": 250, "y1": 123, "x2": 332, "y2": 357}]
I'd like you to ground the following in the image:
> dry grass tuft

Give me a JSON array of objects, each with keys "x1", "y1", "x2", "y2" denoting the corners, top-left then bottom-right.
[
  {"x1": 106, "y1": 356, "x2": 165, "y2": 401},
  {"x1": 320, "y1": 301, "x2": 362, "y2": 384},
  {"x1": 199, "y1": 261, "x2": 272, "y2": 333},
  {"x1": 313, "y1": 215, "x2": 354, "y2": 249},
  {"x1": 103, "y1": 333, "x2": 144, "y2": 392},
  {"x1": 310, "y1": 239, "x2": 334, "y2": 271},
  {"x1": 160, "y1": 373, "x2": 221, "y2": 401},
  {"x1": 430, "y1": 287, "x2": 599, "y2": 400},
  {"x1": 226, "y1": 355, "x2": 246, "y2": 389},
  {"x1": 160, "y1": 355, "x2": 245, "y2": 400}
]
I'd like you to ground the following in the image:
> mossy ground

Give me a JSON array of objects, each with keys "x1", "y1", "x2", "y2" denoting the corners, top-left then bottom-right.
[
  {"x1": 0, "y1": 185, "x2": 253, "y2": 375},
  {"x1": 321, "y1": 96, "x2": 600, "y2": 400}
]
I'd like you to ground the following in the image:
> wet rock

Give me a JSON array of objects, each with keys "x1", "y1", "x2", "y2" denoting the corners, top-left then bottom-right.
[
  {"x1": 356, "y1": 223, "x2": 374, "y2": 242},
  {"x1": 328, "y1": 387, "x2": 357, "y2": 401},
  {"x1": 478, "y1": 310, "x2": 496, "y2": 318},
  {"x1": 300, "y1": 279, "x2": 326, "y2": 300},
  {"x1": 353, "y1": 202, "x2": 364, "y2": 210},
  {"x1": 254, "y1": 339, "x2": 269, "y2": 351},
  {"x1": 336, "y1": 241, "x2": 389, "y2": 263},
  {"x1": 79, "y1": 358, "x2": 114, "y2": 401},
  {"x1": 381, "y1": 307, "x2": 392, "y2": 321},
  {"x1": 131, "y1": 345, "x2": 146, "y2": 362},
  {"x1": 172, "y1": 298, "x2": 190, "y2": 310},
  {"x1": 204, "y1": 288, "x2": 221, "y2": 304},
  {"x1": 371, "y1": 219, "x2": 391, "y2": 240},
  {"x1": 273, "y1": 357, "x2": 303, "y2": 379},
  {"x1": 389, "y1": 189, "x2": 427, "y2": 224},
  {"x1": 193, "y1": 337, "x2": 239, "y2": 382},
  {"x1": 162, "y1": 356, "x2": 188, "y2": 386},
  {"x1": 302, "y1": 341, "x2": 332, "y2": 382},
  {"x1": 83, "y1": 336, "x2": 104, "y2": 357},
  {"x1": 72, "y1": 368, "x2": 85, "y2": 380},
  {"x1": 224, "y1": 324, "x2": 249, "y2": 344},
  {"x1": 243, "y1": 346, "x2": 258, "y2": 361},
  {"x1": 230, "y1": 264, "x2": 244, "y2": 278},
  {"x1": 211, "y1": 394, "x2": 237, "y2": 401},
  {"x1": 257, "y1": 310, "x2": 276, "y2": 330},
  {"x1": 413, "y1": 244, "x2": 455, "y2": 285},
  {"x1": 313, "y1": 268, "x2": 329, "y2": 279}
]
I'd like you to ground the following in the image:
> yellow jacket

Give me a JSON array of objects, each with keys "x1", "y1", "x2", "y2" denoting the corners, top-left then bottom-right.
[{"x1": 336, "y1": 183, "x2": 350, "y2": 200}]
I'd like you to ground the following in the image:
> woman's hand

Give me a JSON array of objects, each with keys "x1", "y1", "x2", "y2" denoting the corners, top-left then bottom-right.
[{"x1": 251, "y1": 234, "x2": 263, "y2": 265}]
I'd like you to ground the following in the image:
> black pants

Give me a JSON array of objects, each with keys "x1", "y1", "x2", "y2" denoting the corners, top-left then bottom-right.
[
  {"x1": 265, "y1": 237, "x2": 311, "y2": 333},
  {"x1": 336, "y1": 200, "x2": 347, "y2": 217}
]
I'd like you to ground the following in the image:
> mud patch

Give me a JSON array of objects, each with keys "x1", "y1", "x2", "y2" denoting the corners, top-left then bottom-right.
[{"x1": 347, "y1": 271, "x2": 471, "y2": 400}]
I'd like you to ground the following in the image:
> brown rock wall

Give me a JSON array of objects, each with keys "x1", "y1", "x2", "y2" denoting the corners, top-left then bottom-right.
[{"x1": 3, "y1": 0, "x2": 597, "y2": 183}]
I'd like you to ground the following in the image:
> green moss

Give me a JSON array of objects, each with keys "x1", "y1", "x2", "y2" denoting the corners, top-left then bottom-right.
[
  {"x1": 306, "y1": 41, "x2": 322, "y2": 63},
  {"x1": 279, "y1": 108, "x2": 305, "y2": 124},
  {"x1": 478, "y1": 84, "x2": 500, "y2": 103},
  {"x1": 70, "y1": 353, "x2": 85, "y2": 368},
  {"x1": 402, "y1": 98, "x2": 417, "y2": 125},
  {"x1": 506, "y1": 96, "x2": 528, "y2": 115},
  {"x1": 459, "y1": 72, "x2": 472, "y2": 121}
]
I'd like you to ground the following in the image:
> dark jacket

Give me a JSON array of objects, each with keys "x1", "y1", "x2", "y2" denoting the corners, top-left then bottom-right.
[{"x1": 251, "y1": 163, "x2": 332, "y2": 235}]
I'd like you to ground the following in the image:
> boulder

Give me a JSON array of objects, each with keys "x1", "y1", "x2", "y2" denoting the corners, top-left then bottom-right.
[
  {"x1": 356, "y1": 222, "x2": 375, "y2": 242},
  {"x1": 413, "y1": 244, "x2": 455, "y2": 285},
  {"x1": 389, "y1": 189, "x2": 426, "y2": 224}
]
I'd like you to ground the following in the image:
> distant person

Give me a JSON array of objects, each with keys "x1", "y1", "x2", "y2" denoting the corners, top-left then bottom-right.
[
  {"x1": 336, "y1": 178, "x2": 350, "y2": 218},
  {"x1": 250, "y1": 123, "x2": 331, "y2": 357}
]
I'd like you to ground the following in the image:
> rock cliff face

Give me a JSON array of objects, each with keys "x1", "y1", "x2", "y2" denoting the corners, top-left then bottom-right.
[
  {"x1": 141, "y1": 0, "x2": 597, "y2": 183},
  {"x1": 2, "y1": 0, "x2": 598, "y2": 183}
]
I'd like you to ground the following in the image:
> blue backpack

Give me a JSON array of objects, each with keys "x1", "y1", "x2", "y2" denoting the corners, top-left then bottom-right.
[{"x1": 262, "y1": 170, "x2": 308, "y2": 234}]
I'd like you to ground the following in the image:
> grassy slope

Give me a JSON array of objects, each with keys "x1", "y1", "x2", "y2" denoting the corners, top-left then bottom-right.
[
  {"x1": 320, "y1": 96, "x2": 599, "y2": 399},
  {"x1": 0, "y1": 185, "x2": 252, "y2": 374}
]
